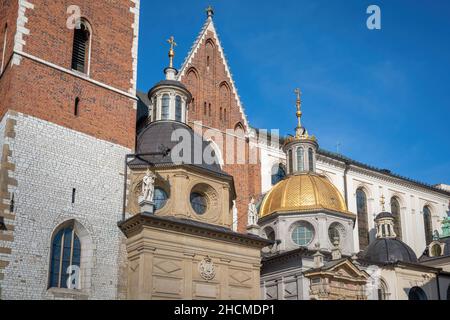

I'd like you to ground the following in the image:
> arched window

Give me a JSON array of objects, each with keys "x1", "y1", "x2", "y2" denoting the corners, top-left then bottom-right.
[
  {"x1": 390, "y1": 197, "x2": 402, "y2": 239},
  {"x1": 204, "y1": 102, "x2": 207, "y2": 115},
  {"x1": 423, "y1": 206, "x2": 433, "y2": 245},
  {"x1": 271, "y1": 164, "x2": 286, "y2": 185},
  {"x1": 297, "y1": 147, "x2": 304, "y2": 172},
  {"x1": 378, "y1": 279, "x2": 389, "y2": 300},
  {"x1": 288, "y1": 149, "x2": 293, "y2": 174},
  {"x1": 1, "y1": 23, "x2": 7, "y2": 74},
  {"x1": 308, "y1": 148, "x2": 314, "y2": 172},
  {"x1": 191, "y1": 98, "x2": 195, "y2": 112},
  {"x1": 49, "y1": 225, "x2": 81, "y2": 289},
  {"x1": 356, "y1": 188, "x2": 370, "y2": 249},
  {"x1": 71, "y1": 20, "x2": 91, "y2": 74},
  {"x1": 175, "y1": 95, "x2": 182, "y2": 122},
  {"x1": 161, "y1": 94, "x2": 170, "y2": 120},
  {"x1": 208, "y1": 103, "x2": 212, "y2": 117},
  {"x1": 408, "y1": 287, "x2": 427, "y2": 300}
]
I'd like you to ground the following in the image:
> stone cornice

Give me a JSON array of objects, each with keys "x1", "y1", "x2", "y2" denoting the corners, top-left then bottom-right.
[{"x1": 118, "y1": 213, "x2": 272, "y2": 249}]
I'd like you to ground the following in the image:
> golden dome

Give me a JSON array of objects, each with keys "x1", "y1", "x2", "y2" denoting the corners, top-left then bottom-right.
[{"x1": 260, "y1": 173, "x2": 353, "y2": 218}]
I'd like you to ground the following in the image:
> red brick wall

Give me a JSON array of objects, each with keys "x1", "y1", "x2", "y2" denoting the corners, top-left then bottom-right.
[
  {"x1": 0, "y1": 0, "x2": 137, "y2": 149},
  {"x1": 180, "y1": 30, "x2": 262, "y2": 232}
]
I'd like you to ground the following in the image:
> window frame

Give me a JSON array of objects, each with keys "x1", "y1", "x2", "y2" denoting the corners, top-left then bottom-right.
[{"x1": 71, "y1": 19, "x2": 92, "y2": 75}]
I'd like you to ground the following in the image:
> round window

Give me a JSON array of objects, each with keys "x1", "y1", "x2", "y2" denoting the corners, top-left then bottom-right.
[
  {"x1": 328, "y1": 225, "x2": 341, "y2": 245},
  {"x1": 190, "y1": 192, "x2": 208, "y2": 215},
  {"x1": 154, "y1": 188, "x2": 168, "y2": 210},
  {"x1": 292, "y1": 222, "x2": 314, "y2": 246}
]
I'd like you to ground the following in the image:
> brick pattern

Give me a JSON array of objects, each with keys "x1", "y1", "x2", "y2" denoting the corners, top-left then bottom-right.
[
  {"x1": 0, "y1": 0, "x2": 138, "y2": 149},
  {"x1": 179, "y1": 28, "x2": 261, "y2": 232}
]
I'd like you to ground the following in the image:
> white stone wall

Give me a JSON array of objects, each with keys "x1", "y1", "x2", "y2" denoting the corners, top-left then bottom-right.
[
  {"x1": 259, "y1": 144, "x2": 450, "y2": 257},
  {"x1": 0, "y1": 113, "x2": 130, "y2": 300}
]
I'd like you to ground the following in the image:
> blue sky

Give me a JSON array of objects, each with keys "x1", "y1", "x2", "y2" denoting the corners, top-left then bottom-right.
[{"x1": 137, "y1": 0, "x2": 450, "y2": 186}]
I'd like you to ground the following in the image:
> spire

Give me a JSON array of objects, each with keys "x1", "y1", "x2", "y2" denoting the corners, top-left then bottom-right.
[
  {"x1": 167, "y1": 36, "x2": 177, "y2": 69},
  {"x1": 295, "y1": 88, "x2": 302, "y2": 131},
  {"x1": 164, "y1": 36, "x2": 178, "y2": 80},
  {"x1": 206, "y1": 5, "x2": 214, "y2": 19}
]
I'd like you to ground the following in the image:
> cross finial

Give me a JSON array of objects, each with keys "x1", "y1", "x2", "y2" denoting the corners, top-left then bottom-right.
[
  {"x1": 294, "y1": 88, "x2": 303, "y2": 130},
  {"x1": 167, "y1": 36, "x2": 177, "y2": 68},
  {"x1": 206, "y1": 5, "x2": 214, "y2": 18},
  {"x1": 380, "y1": 194, "x2": 386, "y2": 211}
]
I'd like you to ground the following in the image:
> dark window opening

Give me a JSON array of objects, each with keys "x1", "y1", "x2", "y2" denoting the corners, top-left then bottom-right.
[
  {"x1": 74, "y1": 97, "x2": 80, "y2": 116},
  {"x1": 72, "y1": 188, "x2": 76, "y2": 204},
  {"x1": 208, "y1": 103, "x2": 212, "y2": 117},
  {"x1": 356, "y1": 188, "x2": 370, "y2": 249},
  {"x1": 71, "y1": 22, "x2": 90, "y2": 73},
  {"x1": 9, "y1": 193, "x2": 14, "y2": 213}
]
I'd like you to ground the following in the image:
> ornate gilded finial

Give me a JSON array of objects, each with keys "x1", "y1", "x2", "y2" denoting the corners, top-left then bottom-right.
[
  {"x1": 380, "y1": 194, "x2": 386, "y2": 211},
  {"x1": 294, "y1": 88, "x2": 305, "y2": 138},
  {"x1": 206, "y1": 5, "x2": 214, "y2": 18},
  {"x1": 167, "y1": 36, "x2": 177, "y2": 68}
]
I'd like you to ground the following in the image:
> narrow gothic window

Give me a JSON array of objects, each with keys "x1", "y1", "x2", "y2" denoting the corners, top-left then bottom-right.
[
  {"x1": 49, "y1": 225, "x2": 81, "y2": 289},
  {"x1": 308, "y1": 148, "x2": 314, "y2": 172},
  {"x1": 208, "y1": 103, "x2": 212, "y2": 116},
  {"x1": 175, "y1": 95, "x2": 182, "y2": 122},
  {"x1": 74, "y1": 97, "x2": 80, "y2": 116},
  {"x1": 288, "y1": 149, "x2": 293, "y2": 174},
  {"x1": 9, "y1": 193, "x2": 14, "y2": 213},
  {"x1": 390, "y1": 197, "x2": 402, "y2": 239},
  {"x1": 71, "y1": 21, "x2": 91, "y2": 74},
  {"x1": 72, "y1": 188, "x2": 76, "y2": 204},
  {"x1": 224, "y1": 109, "x2": 227, "y2": 122},
  {"x1": 191, "y1": 98, "x2": 195, "y2": 112},
  {"x1": 423, "y1": 206, "x2": 433, "y2": 245},
  {"x1": 297, "y1": 147, "x2": 304, "y2": 172},
  {"x1": 356, "y1": 188, "x2": 370, "y2": 249},
  {"x1": 204, "y1": 102, "x2": 207, "y2": 115},
  {"x1": 161, "y1": 94, "x2": 170, "y2": 120},
  {"x1": 220, "y1": 107, "x2": 223, "y2": 120},
  {"x1": 1, "y1": 23, "x2": 7, "y2": 74}
]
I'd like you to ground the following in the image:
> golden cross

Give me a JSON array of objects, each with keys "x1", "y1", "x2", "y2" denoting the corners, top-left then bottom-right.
[
  {"x1": 167, "y1": 36, "x2": 177, "y2": 68},
  {"x1": 294, "y1": 88, "x2": 302, "y2": 129},
  {"x1": 167, "y1": 36, "x2": 177, "y2": 51}
]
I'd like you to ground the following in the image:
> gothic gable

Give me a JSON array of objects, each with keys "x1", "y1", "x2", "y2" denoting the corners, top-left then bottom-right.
[{"x1": 178, "y1": 17, "x2": 249, "y2": 132}]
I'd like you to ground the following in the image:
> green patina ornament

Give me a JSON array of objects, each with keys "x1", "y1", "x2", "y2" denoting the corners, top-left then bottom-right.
[{"x1": 441, "y1": 217, "x2": 450, "y2": 239}]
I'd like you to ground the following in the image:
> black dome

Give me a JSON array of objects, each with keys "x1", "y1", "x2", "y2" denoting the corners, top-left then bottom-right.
[
  {"x1": 130, "y1": 121, "x2": 227, "y2": 177},
  {"x1": 362, "y1": 238, "x2": 418, "y2": 264},
  {"x1": 375, "y1": 212, "x2": 395, "y2": 220}
]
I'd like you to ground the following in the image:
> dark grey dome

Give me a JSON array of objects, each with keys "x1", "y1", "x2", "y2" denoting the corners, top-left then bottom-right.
[
  {"x1": 375, "y1": 212, "x2": 395, "y2": 220},
  {"x1": 362, "y1": 238, "x2": 418, "y2": 264},
  {"x1": 148, "y1": 80, "x2": 192, "y2": 101},
  {"x1": 130, "y1": 121, "x2": 227, "y2": 177}
]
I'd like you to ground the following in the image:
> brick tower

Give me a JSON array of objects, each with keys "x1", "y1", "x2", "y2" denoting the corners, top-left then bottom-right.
[
  {"x1": 0, "y1": 1, "x2": 140, "y2": 299},
  {"x1": 178, "y1": 8, "x2": 261, "y2": 232}
]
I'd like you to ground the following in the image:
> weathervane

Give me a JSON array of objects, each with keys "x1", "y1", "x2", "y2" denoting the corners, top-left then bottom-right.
[{"x1": 167, "y1": 36, "x2": 177, "y2": 68}]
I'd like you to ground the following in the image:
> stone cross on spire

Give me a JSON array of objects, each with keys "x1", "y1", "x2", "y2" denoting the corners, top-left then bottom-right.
[
  {"x1": 167, "y1": 36, "x2": 177, "y2": 69},
  {"x1": 206, "y1": 5, "x2": 214, "y2": 18}
]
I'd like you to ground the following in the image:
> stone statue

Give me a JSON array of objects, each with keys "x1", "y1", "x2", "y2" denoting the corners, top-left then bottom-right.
[
  {"x1": 141, "y1": 169, "x2": 156, "y2": 203},
  {"x1": 247, "y1": 197, "x2": 258, "y2": 226}
]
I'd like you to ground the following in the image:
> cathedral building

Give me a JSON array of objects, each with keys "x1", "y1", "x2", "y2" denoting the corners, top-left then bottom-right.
[{"x1": 0, "y1": 1, "x2": 449, "y2": 300}]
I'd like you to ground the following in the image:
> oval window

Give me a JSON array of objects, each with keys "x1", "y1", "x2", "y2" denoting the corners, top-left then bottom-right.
[
  {"x1": 154, "y1": 188, "x2": 168, "y2": 210},
  {"x1": 190, "y1": 192, "x2": 208, "y2": 215}
]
